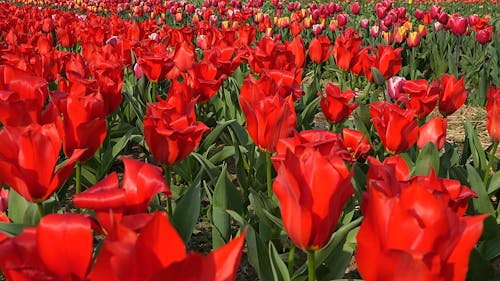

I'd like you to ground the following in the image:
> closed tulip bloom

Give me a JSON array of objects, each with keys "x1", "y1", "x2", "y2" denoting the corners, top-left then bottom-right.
[
  {"x1": 350, "y1": 2, "x2": 360, "y2": 15},
  {"x1": 144, "y1": 80, "x2": 209, "y2": 166},
  {"x1": 449, "y1": 15, "x2": 468, "y2": 36},
  {"x1": 375, "y1": 45, "x2": 403, "y2": 80},
  {"x1": 476, "y1": 27, "x2": 492, "y2": 45},
  {"x1": 308, "y1": 35, "x2": 333, "y2": 64},
  {"x1": 486, "y1": 85, "x2": 500, "y2": 140},
  {"x1": 333, "y1": 29, "x2": 362, "y2": 72},
  {"x1": 319, "y1": 82, "x2": 357, "y2": 124},
  {"x1": 272, "y1": 145, "x2": 353, "y2": 250},
  {"x1": 357, "y1": 166, "x2": 486, "y2": 281},
  {"x1": 439, "y1": 74, "x2": 466, "y2": 116},
  {"x1": 417, "y1": 116, "x2": 447, "y2": 150},
  {"x1": 370, "y1": 102, "x2": 418, "y2": 154},
  {"x1": 387, "y1": 76, "x2": 406, "y2": 99},
  {"x1": 407, "y1": 31, "x2": 420, "y2": 48},
  {"x1": 0, "y1": 124, "x2": 83, "y2": 202},
  {"x1": 0, "y1": 214, "x2": 93, "y2": 281},
  {"x1": 239, "y1": 74, "x2": 296, "y2": 152},
  {"x1": 51, "y1": 91, "x2": 107, "y2": 162}
]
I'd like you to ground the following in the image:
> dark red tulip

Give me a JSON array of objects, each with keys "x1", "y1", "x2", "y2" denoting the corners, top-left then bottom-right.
[
  {"x1": 272, "y1": 144, "x2": 353, "y2": 250},
  {"x1": 319, "y1": 82, "x2": 357, "y2": 124},
  {"x1": 417, "y1": 116, "x2": 447, "y2": 150},
  {"x1": 0, "y1": 124, "x2": 84, "y2": 202},
  {"x1": 73, "y1": 157, "x2": 170, "y2": 231},
  {"x1": 308, "y1": 35, "x2": 333, "y2": 64},
  {"x1": 476, "y1": 27, "x2": 493, "y2": 45},
  {"x1": 350, "y1": 2, "x2": 360, "y2": 15},
  {"x1": 239, "y1": 74, "x2": 296, "y2": 152},
  {"x1": 486, "y1": 85, "x2": 500, "y2": 140},
  {"x1": 370, "y1": 102, "x2": 418, "y2": 154},
  {"x1": 357, "y1": 166, "x2": 486, "y2": 281},
  {"x1": 415, "y1": 9, "x2": 424, "y2": 20},
  {"x1": 449, "y1": 15, "x2": 468, "y2": 35},
  {"x1": 0, "y1": 214, "x2": 93, "y2": 281},
  {"x1": 438, "y1": 74, "x2": 466, "y2": 116},
  {"x1": 143, "y1": 80, "x2": 209, "y2": 166},
  {"x1": 430, "y1": 5, "x2": 442, "y2": 19}
]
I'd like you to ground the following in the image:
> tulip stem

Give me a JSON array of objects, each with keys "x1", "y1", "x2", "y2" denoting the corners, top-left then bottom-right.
[
  {"x1": 307, "y1": 250, "x2": 316, "y2": 281},
  {"x1": 75, "y1": 162, "x2": 81, "y2": 194},
  {"x1": 151, "y1": 82, "x2": 158, "y2": 102},
  {"x1": 483, "y1": 141, "x2": 499, "y2": 186},
  {"x1": 288, "y1": 244, "x2": 296, "y2": 275},
  {"x1": 266, "y1": 152, "x2": 273, "y2": 197},
  {"x1": 163, "y1": 165, "x2": 173, "y2": 217},
  {"x1": 37, "y1": 202, "x2": 44, "y2": 218}
]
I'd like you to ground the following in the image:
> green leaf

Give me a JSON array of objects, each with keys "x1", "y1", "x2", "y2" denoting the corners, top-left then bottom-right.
[
  {"x1": 268, "y1": 242, "x2": 291, "y2": 281},
  {"x1": 97, "y1": 128, "x2": 135, "y2": 179},
  {"x1": 7, "y1": 189, "x2": 39, "y2": 225},
  {"x1": 466, "y1": 165, "x2": 495, "y2": 216},
  {"x1": 297, "y1": 96, "x2": 320, "y2": 130},
  {"x1": 464, "y1": 121, "x2": 487, "y2": 170},
  {"x1": 487, "y1": 171, "x2": 500, "y2": 194},
  {"x1": 466, "y1": 248, "x2": 496, "y2": 281},
  {"x1": 172, "y1": 177, "x2": 202, "y2": 243},
  {"x1": 0, "y1": 222, "x2": 27, "y2": 236},
  {"x1": 317, "y1": 226, "x2": 359, "y2": 280},
  {"x1": 415, "y1": 142, "x2": 440, "y2": 176},
  {"x1": 227, "y1": 210, "x2": 274, "y2": 281},
  {"x1": 199, "y1": 119, "x2": 236, "y2": 152}
]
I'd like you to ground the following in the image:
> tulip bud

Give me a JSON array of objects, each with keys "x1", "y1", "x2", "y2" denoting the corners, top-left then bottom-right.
[
  {"x1": 476, "y1": 28, "x2": 492, "y2": 44},
  {"x1": 360, "y1": 19, "x2": 369, "y2": 29},
  {"x1": 407, "y1": 31, "x2": 420, "y2": 47},
  {"x1": 350, "y1": 1, "x2": 360, "y2": 15}
]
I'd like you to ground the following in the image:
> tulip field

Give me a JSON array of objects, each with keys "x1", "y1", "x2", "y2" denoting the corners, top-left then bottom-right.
[{"x1": 0, "y1": 0, "x2": 500, "y2": 279}]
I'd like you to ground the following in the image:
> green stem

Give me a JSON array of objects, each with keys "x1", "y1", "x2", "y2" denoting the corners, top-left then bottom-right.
[
  {"x1": 411, "y1": 47, "x2": 416, "y2": 80},
  {"x1": 483, "y1": 141, "x2": 499, "y2": 186},
  {"x1": 152, "y1": 81, "x2": 158, "y2": 102},
  {"x1": 75, "y1": 162, "x2": 81, "y2": 194},
  {"x1": 37, "y1": 202, "x2": 44, "y2": 218},
  {"x1": 163, "y1": 165, "x2": 173, "y2": 217},
  {"x1": 288, "y1": 244, "x2": 296, "y2": 275},
  {"x1": 340, "y1": 70, "x2": 346, "y2": 91},
  {"x1": 266, "y1": 152, "x2": 273, "y2": 197},
  {"x1": 307, "y1": 250, "x2": 316, "y2": 281}
]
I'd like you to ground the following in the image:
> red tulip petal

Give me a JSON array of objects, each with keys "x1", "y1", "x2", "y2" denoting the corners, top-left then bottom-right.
[{"x1": 36, "y1": 214, "x2": 92, "y2": 279}]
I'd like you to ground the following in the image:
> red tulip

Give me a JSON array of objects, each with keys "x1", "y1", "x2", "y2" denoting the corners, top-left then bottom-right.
[
  {"x1": 186, "y1": 61, "x2": 226, "y2": 103},
  {"x1": 50, "y1": 91, "x2": 107, "y2": 162},
  {"x1": 0, "y1": 214, "x2": 93, "y2": 281},
  {"x1": 90, "y1": 211, "x2": 245, "y2": 281},
  {"x1": 370, "y1": 102, "x2": 418, "y2": 154},
  {"x1": 476, "y1": 27, "x2": 493, "y2": 45},
  {"x1": 430, "y1": 5, "x2": 442, "y2": 19},
  {"x1": 367, "y1": 155, "x2": 410, "y2": 193},
  {"x1": 143, "y1": 80, "x2": 209, "y2": 166},
  {"x1": 239, "y1": 74, "x2": 296, "y2": 152},
  {"x1": 357, "y1": 166, "x2": 486, "y2": 281},
  {"x1": 449, "y1": 15, "x2": 467, "y2": 36},
  {"x1": 134, "y1": 46, "x2": 174, "y2": 83},
  {"x1": 333, "y1": 29, "x2": 363, "y2": 72},
  {"x1": 0, "y1": 76, "x2": 48, "y2": 126},
  {"x1": 417, "y1": 116, "x2": 447, "y2": 150},
  {"x1": 350, "y1": 2, "x2": 360, "y2": 15},
  {"x1": 173, "y1": 41, "x2": 196, "y2": 73},
  {"x1": 342, "y1": 128, "x2": 371, "y2": 161},
  {"x1": 73, "y1": 157, "x2": 170, "y2": 232},
  {"x1": 401, "y1": 79, "x2": 440, "y2": 119},
  {"x1": 439, "y1": 74, "x2": 466, "y2": 116},
  {"x1": 273, "y1": 130, "x2": 350, "y2": 171},
  {"x1": 0, "y1": 124, "x2": 84, "y2": 202},
  {"x1": 272, "y1": 144, "x2": 353, "y2": 250},
  {"x1": 319, "y1": 82, "x2": 357, "y2": 124},
  {"x1": 308, "y1": 35, "x2": 333, "y2": 64},
  {"x1": 486, "y1": 85, "x2": 500, "y2": 140},
  {"x1": 415, "y1": 9, "x2": 424, "y2": 20},
  {"x1": 373, "y1": 45, "x2": 403, "y2": 81}
]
